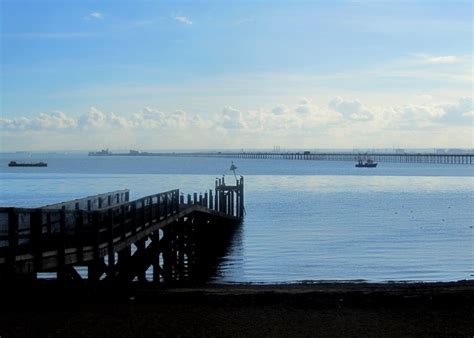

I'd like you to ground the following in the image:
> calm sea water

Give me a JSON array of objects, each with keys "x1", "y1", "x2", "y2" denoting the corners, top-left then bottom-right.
[{"x1": 1, "y1": 153, "x2": 473, "y2": 283}]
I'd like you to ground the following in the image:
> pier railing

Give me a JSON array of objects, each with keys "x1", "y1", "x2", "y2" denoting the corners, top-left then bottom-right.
[
  {"x1": 0, "y1": 190, "x2": 180, "y2": 265},
  {"x1": 42, "y1": 189, "x2": 130, "y2": 211},
  {"x1": 180, "y1": 176, "x2": 244, "y2": 219}
]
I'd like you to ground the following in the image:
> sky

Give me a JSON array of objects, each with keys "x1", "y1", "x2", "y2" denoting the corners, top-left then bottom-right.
[{"x1": 0, "y1": 0, "x2": 473, "y2": 151}]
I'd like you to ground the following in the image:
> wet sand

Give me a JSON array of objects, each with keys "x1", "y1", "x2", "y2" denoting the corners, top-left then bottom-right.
[{"x1": 1, "y1": 281, "x2": 473, "y2": 337}]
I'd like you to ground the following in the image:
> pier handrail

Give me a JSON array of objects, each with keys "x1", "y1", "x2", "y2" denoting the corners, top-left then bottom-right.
[
  {"x1": 0, "y1": 190, "x2": 180, "y2": 252},
  {"x1": 42, "y1": 189, "x2": 130, "y2": 211}
]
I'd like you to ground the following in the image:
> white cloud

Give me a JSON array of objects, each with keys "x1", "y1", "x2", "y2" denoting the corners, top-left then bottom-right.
[
  {"x1": 174, "y1": 16, "x2": 192, "y2": 25},
  {"x1": 132, "y1": 107, "x2": 196, "y2": 130},
  {"x1": 271, "y1": 105, "x2": 291, "y2": 115},
  {"x1": 219, "y1": 106, "x2": 245, "y2": 129},
  {"x1": 78, "y1": 107, "x2": 107, "y2": 129},
  {"x1": 295, "y1": 105, "x2": 312, "y2": 115},
  {"x1": 109, "y1": 111, "x2": 134, "y2": 129},
  {"x1": 329, "y1": 97, "x2": 373, "y2": 121},
  {"x1": 1, "y1": 97, "x2": 472, "y2": 150},
  {"x1": 0, "y1": 111, "x2": 77, "y2": 131},
  {"x1": 295, "y1": 98, "x2": 315, "y2": 115},
  {"x1": 382, "y1": 104, "x2": 443, "y2": 130},
  {"x1": 414, "y1": 94, "x2": 433, "y2": 102},
  {"x1": 378, "y1": 98, "x2": 473, "y2": 130},
  {"x1": 84, "y1": 12, "x2": 103, "y2": 20},
  {"x1": 0, "y1": 117, "x2": 31, "y2": 131},
  {"x1": 299, "y1": 97, "x2": 311, "y2": 105},
  {"x1": 217, "y1": 100, "x2": 342, "y2": 133},
  {"x1": 413, "y1": 53, "x2": 460, "y2": 64},
  {"x1": 439, "y1": 97, "x2": 474, "y2": 123},
  {"x1": 3, "y1": 99, "x2": 470, "y2": 135},
  {"x1": 32, "y1": 111, "x2": 77, "y2": 130}
]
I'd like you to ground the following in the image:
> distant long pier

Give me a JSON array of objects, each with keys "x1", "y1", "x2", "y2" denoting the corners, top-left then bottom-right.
[
  {"x1": 203, "y1": 152, "x2": 473, "y2": 165},
  {"x1": 90, "y1": 150, "x2": 473, "y2": 165}
]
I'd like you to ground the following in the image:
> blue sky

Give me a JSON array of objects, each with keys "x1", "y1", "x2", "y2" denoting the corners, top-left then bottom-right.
[{"x1": 1, "y1": 0, "x2": 472, "y2": 150}]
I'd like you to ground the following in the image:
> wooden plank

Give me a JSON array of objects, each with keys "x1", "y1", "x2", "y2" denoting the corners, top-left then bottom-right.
[
  {"x1": 57, "y1": 207, "x2": 66, "y2": 280},
  {"x1": 120, "y1": 205, "x2": 126, "y2": 241},
  {"x1": 131, "y1": 202, "x2": 137, "y2": 235},
  {"x1": 92, "y1": 211, "x2": 100, "y2": 260},
  {"x1": 7, "y1": 208, "x2": 18, "y2": 274},
  {"x1": 149, "y1": 197, "x2": 154, "y2": 225},
  {"x1": 30, "y1": 209, "x2": 42, "y2": 272},
  {"x1": 209, "y1": 189, "x2": 213, "y2": 210},
  {"x1": 240, "y1": 177, "x2": 244, "y2": 217},
  {"x1": 107, "y1": 209, "x2": 114, "y2": 278},
  {"x1": 76, "y1": 210, "x2": 84, "y2": 264},
  {"x1": 152, "y1": 229, "x2": 160, "y2": 283},
  {"x1": 173, "y1": 190, "x2": 178, "y2": 214},
  {"x1": 135, "y1": 238, "x2": 146, "y2": 282},
  {"x1": 164, "y1": 194, "x2": 168, "y2": 219}
]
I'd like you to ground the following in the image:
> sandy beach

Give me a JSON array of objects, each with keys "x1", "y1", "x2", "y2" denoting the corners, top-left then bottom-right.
[{"x1": 1, "y1": 280, "x2": 473, "y2": 337}]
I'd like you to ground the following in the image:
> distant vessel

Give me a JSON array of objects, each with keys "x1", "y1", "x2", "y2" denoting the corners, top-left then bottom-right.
[
  {"x1": 88, "y1": 149, "x2": 111, "y2": 156},
  {"x1": 8, "y1": 161, "x2": 47, "y2": 167},
  {"x1": 355, "y1": 158, "x2": 377, "y2": 168}
]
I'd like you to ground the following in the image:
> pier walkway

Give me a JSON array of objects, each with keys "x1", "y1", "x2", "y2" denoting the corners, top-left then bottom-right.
[{"x1": 0, "y1": 177, "x2": 244, "y2": 284}]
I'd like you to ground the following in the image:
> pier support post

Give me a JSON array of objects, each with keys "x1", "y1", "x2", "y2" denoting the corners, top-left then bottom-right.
[
  {"x1": 152, "y1": 230, "x2": 161, "y2": 283},
  {"x1": 135, "y1": 238, "x2": 146, "y2": 282}
]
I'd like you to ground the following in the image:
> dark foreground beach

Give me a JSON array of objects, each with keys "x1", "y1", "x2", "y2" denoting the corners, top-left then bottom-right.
[{"x1": 1, "y1": 280, "x2": 473, "y2": 337}]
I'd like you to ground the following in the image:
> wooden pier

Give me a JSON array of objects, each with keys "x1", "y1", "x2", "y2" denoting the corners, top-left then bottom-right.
[{"x1": 0, "y1": 177, "x2": 244, "y2": 284}]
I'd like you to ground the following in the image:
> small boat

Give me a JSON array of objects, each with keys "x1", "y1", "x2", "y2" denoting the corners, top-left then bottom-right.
[
  {"x1": 355, "y1": 158, "x2": 377, "y2": 168},
  {"x1": 8, "y1": 161, "x2": 47, "y2": 167}
]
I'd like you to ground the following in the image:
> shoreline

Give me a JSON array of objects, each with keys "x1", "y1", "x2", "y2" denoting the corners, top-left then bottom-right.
[{"x1": 1, "y1": 280, "x2": 473, "y2": 336}]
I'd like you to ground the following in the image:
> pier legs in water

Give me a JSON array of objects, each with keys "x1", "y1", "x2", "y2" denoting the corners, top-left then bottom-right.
[{"x1": 81, "y1": 211, "x2": 238, "y2": 285}]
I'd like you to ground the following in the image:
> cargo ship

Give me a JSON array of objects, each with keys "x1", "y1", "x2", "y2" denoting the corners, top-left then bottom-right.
[{"x1": 8, "y1": 161, "x2": 47, "y2": 167}]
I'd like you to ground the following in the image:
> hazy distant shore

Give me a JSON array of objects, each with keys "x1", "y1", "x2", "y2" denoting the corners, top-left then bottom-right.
[{"x1": 1, "y1": 280, "x2": 473, "y2": 337}]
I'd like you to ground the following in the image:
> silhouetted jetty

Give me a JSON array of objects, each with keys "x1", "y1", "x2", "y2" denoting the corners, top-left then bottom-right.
[{"x1": 0, "y1": 177, "x2": 244, "y2": 284}]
